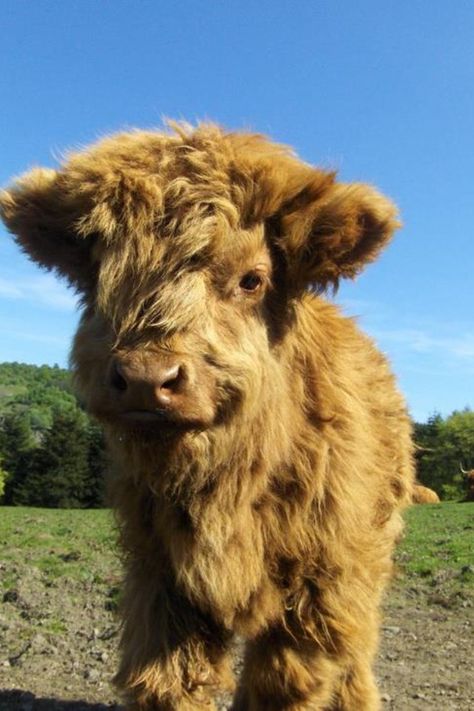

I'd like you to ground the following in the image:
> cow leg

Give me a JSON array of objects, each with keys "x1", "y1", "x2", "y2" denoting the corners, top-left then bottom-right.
[
  {"x1": 231, "y1": 626, "x2": 342, "y2": 711},
  {"x1": 329, "y1": 661, "x2": 380, "y2": 710},
  {"x1": 231, "y1": 622, "x2": 380, "y2": 711},
  {"x1": 115, "y1": 562, "x2": 234, "y2": 710}
]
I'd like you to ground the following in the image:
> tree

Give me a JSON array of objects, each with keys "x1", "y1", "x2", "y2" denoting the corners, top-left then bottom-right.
[
  {"x1": 0, "y1": 362, "x2": 75, "y2": 436},
  {"x1": 84, "y1": 422, "x2": 108, "y2": 508},
  {"x1": 14, "y1": 409, "x2": 90, "y2": 508},
  {"x1": 0, "y1": 412, "x2": 36, "y2": 504},
  {"x1": 415, "y1": 408, "x2": 474, "y2": 500}
]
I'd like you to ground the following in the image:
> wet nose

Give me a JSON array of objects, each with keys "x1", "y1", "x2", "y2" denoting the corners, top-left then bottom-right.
[{"x1": 109, "y1": 356, "x2": 185, "y2": 409}]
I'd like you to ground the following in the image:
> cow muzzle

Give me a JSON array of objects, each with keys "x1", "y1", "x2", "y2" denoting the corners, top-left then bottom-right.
[{"x1": 105, "y1": 349, "x2": 215, "y2": 429}]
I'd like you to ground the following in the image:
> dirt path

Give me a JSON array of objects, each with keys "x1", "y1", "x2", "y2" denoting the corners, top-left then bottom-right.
[
  {"x1": 375, "y1": 588, "x2": 473, "y2": 709},
  {"x1": 1, "y1": 567, "x2": 473, "y2": 710}
]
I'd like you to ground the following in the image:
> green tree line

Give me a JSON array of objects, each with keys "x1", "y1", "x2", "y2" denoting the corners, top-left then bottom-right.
[
  {"x1": 415, "y1": 409, "x2": 474, "y2": 500},
  {"x1": 0, "y1": 362, "x2": 106, "y2": 508},
  {"x1": 0, "y1": 362, "x2": 473, "y2": 507}
]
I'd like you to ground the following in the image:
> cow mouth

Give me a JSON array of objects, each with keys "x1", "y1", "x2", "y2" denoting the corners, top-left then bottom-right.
[
  {"x1": 120, "y1": 409, "x2": 174, "y2": 423},
  {"x1": 113, "y1": 408, "x2": 211, "y2": 434}
]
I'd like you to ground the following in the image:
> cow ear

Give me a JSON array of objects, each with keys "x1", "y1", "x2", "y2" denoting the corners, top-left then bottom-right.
[
  {"x1": 276, "y1": 179, "x2": 400, "y2": 291},
  {"x1": 0, "y1": 167, "x2": 94, "y2": 290}
]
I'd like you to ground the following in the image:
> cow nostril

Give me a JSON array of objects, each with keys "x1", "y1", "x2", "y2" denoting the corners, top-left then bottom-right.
[
  {"x1": 161, "y1": 366, "x2": 182, "y2": 392},
  {"x1": 110, "y1": 363, "x2": 128, "y2": 392}
]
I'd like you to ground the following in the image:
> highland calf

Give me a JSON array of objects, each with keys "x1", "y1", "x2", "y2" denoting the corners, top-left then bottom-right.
[{"x1": 1, "y1": 124, "x2": 414, "y2": 710}]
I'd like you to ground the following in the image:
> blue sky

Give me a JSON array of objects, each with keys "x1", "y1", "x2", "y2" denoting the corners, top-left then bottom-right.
[{"x1": 1, "y1": 1, "x2": 473, "y2": 422}]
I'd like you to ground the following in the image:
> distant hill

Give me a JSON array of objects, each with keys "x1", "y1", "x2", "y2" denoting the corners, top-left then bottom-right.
[
  {"x1": 0, "y1": 362, "x2": 77, "y2": 431},
  {"x1": 0, "y1": 362, "x2": 106, "y2": 508}
]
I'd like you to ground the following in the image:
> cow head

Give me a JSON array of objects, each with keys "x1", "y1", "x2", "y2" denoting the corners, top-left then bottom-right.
[{"x1": 0, "y1": 124, "x2": 399, "y2": 449}]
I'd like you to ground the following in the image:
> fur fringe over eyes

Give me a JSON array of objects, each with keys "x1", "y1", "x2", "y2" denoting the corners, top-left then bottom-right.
[{"x1": 0, "y1": 122, "x2": 399, "y2": 296}]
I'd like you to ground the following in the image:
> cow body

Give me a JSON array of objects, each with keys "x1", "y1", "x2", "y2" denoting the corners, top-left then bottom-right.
[
  {"x1": 412, "y1": 483, "x2": 440, "y2": 504},
  {"x1": 460, "y1": 467, "x2": 474, "y2": 502},
  {"x1": 1, "y1": 124, "x2": 414, "y2": 710}
]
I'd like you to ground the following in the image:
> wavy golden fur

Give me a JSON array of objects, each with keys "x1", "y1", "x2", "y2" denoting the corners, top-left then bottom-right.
[
  {"x1": 1, "y1": 123, "x2": 414, "y2": 710},
  {"x1": 412, "y1": 483, "x2": 440, "y2": 504}
]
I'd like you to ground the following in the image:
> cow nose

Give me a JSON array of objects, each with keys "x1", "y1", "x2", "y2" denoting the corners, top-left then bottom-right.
[
  {"x1": 109, "y1": 358, "x2": 185, "y2": 409},
  {"x1": 152, "y1": 363, "x2": 183, "y2": 404}
]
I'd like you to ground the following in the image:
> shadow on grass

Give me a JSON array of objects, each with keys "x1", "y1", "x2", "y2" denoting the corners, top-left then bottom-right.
[{"x1": 0, "y1": 689, "x2": 123, "y2": 710}]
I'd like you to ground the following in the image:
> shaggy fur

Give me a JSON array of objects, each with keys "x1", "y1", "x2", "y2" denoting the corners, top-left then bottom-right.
[
  {"x1": 1, "y1": 123, "x2": 414, "y2": 710},
  {"x1": 412, "y1": 484, "x2": 440, "y2": 504}
]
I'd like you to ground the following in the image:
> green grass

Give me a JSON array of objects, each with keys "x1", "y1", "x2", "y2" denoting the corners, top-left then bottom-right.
[
  {"x1": 43, "y1": 618, "x2": 68, "y2": 635},
  {"x1": 395, "y1": 502, "x2": 474, "y2": 603},
  {"x1": 0, "y1": 507, "x2": 120, "y2": 588},
  {"x1": 0, "y1": 503, "x2": 473, "y2": 595}
]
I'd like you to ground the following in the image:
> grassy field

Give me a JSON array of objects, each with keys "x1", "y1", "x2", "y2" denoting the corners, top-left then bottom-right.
[
  {"x1": 0, "y1": 507, "x2": 120, "y2": 591},
  {"x1": 0, "y1": 502, "x2": 473, "y2": 709},
  {"x1": 0, "y1": 502, "x2": 472, "y2": 594},
  {"x1": 398, "y1": 502, "x2": 474, "y2": 589}
]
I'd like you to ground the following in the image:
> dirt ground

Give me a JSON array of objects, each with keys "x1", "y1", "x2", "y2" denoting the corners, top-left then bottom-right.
[{"x1": 0, "y1": 563, "x2": 473, "y2": 711}]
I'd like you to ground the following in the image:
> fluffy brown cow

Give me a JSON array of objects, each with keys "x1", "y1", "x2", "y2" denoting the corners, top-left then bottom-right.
[
  {"x1": 412, "y1": 483, "x2": 440, "y2": 504},
  {"x1": 0, "y1": 124, "x2": 414, "y2": 711}
]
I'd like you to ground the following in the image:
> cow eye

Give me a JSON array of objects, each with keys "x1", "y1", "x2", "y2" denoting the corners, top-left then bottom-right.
[{"x1": 239, "y1": 272, "x2": 263, "y2": 292}]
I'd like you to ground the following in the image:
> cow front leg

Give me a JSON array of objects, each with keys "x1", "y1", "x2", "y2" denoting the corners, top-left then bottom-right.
[
  {"x1": 231, "y1": 626, "x2": 342, "y2": 711},
  {"x1": 328, "y1": 659, "x2": 380, "y2": 711},
  {"x1": 115, "y1": 563, "x2": 234, "y2": 710},
  {"x1": 231, "y1": 624, "x2": 380, "y2": 711}
]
